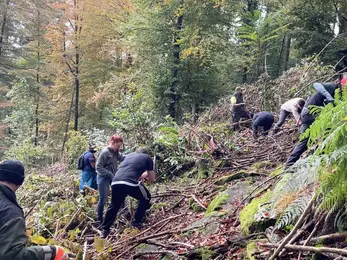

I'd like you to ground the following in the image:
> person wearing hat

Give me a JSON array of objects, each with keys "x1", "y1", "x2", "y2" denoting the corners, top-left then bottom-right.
[
  {"x1": 273, "y1": 98, "x2": 306, "y2": 134},
  {"x1": 230, "y1": 87, "x2": 251, "y2": 131},
  {"x1": 285, "y1": 78, "x2": 347, "y2": 167},
  {"x1": 0, "y1": 160, "x2": 69, "y2": 260},
  {"x1": 100, "y1": 148, "x2": 155, "y2": 238},
  {"x1": 79, "y1": 145, "x2": 98, "y2": 195}
]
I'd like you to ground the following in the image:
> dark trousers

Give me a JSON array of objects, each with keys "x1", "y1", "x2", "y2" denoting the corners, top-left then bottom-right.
[
  {"x1": 232, "y1": 110, "x2": 251, "y2": 131},
  {"x1": 102, "y1": 184, "x2": 151, "y2": 231},
  {"x1": 285, "y1": 111, "x2": 315, "y2": 167},
  {"x1": 274, "y1": 110, "x2": 290, "y2": 132}
]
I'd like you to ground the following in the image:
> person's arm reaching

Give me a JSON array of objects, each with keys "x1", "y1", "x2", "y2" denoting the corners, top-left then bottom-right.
[
  {"x1": 231, "y1": 96, "x2": 245, "y2": 108},
  {"x1": 292, "y1": 105, "x2": 301, "y2": 124},
  {"x1": 0, "y1": 217, "x2": 69, "y2": 260},
  {"x1": 313, "y1": 83, "x2": 335, "y2": 101},
  {"x1": 252, "y1": 114, "x2": 259, "y2": 138}
]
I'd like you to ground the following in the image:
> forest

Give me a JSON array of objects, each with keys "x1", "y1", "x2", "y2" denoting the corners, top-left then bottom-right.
[{"x1": 1, "y1": 0, "x2": 347, "y2": 259}]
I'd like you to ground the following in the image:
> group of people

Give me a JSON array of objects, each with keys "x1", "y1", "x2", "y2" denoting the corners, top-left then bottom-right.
[
  {"x1": 231, "y1": 77, "x2": 347, "y2": 167},
  {"x1": 78, "y1": 135, "x2": 155, "y2": 238},
  {"x1": 1, "y1": 77, "x2": 347, "y2": 259},
  {"x1": 0, "y1": 136, "x2": 156, "y2": 259}
]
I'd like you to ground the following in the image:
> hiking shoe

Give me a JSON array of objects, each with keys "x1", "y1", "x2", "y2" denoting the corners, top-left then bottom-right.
[
  {"x1": 100, "y1": 229, "x2": 110, "y2": 239},
  {"x1": 130, "y1": 221, "x2": 143, "y2": 230},
  {"x1": 92, "y1": 221, "x2": 102, "y2": 229}
]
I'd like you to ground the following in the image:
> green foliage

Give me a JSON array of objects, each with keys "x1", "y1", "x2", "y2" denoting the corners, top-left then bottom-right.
[
  {"x1": 205, "y1": 192, "x2": 229, "y2": 217},
  {"x1": 109, "y1": 87, "x2": 155, "y2": 147},
  {"x1": 275, "y1": 193, "x2": 312, "y2": 230},
  {"x1": 3, "y1": 139, "x2": 50, "y2": 168},
  {"x1": 246, "y1": 241, "x2": 257, "y2": 260},
  {"x1": 65, "y1": 131, "x2": 88, "y2": 168},
  {"x1": 197, "y1": 247, "x2": 215, "y2": 260}
]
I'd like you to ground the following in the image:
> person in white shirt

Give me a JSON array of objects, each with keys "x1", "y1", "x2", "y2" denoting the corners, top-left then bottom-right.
[{"x1": 273, "y1": 98, "x2": 305, "y2": 133}]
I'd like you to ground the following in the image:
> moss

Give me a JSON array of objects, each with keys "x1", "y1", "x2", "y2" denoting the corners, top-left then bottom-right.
[
  {"x1": 205, "y1": 192, "x2": 230, "y2": 216},
  {"x1": 246, "y1": 241, "x2": 257, "y2": 260},
  {"x1": 269, "y1": 166, "x2": 283, "y2": 177},
  {"x1": 213, "y1": 170, "x2": 260, "y2": 185},
  {"x1": 189, "y1": 197, "x2": 205, "y2": 212},
  {"x1": 151, "y1": 202, "x2": 168, "y2": 210},
  {"x1": 239, "y1": 191, "x2": 273, "y2": 235},
  {"x1": 198, "y1": 247, "x2": 215, "y2": 260},
  {"x1": 251, "y1": 161, "x2": 273, "y2": 170},
  {"x1": 197, "y1": 159, "x2": 213, "y2": 179}
]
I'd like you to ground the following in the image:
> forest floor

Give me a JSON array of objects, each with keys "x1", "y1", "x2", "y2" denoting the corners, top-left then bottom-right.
[{"x1": 20, "y1": 124, "x2": 301, "y2": 260}]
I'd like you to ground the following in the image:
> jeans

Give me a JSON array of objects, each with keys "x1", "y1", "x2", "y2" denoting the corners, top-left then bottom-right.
[
  {"x1": 273, "y1": 110, "x2": 290, "y2": 132},
  {"x1": 96, "y1": 175, "x2": 111, "y2": 222},
  {"x1": 102, "y1": 184, "x2": 151, "y2": 231},
  {"x1": 285, "y1": 109, "x2": 315, "y2": 167}
]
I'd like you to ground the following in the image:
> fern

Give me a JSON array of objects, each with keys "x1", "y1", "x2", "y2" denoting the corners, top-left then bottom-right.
[
  {"x1": 334, "y1": 203, "x2": 347, "y2": 232},
  {"x1": 275, "y1": 193, "x2": 312, "y2": 230}
]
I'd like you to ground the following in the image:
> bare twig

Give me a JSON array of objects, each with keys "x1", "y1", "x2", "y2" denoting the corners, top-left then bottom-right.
[
  {"x1": 268, "y1": 195, "x2": 315, "y2": 260},
  {"x1": 262, "y1": 243, "x2": 347, "y2": 256}
]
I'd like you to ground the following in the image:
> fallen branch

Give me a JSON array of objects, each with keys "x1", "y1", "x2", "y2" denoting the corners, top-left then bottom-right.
[
  {"x1": 298, "y1": 231, "x2": 347, "y2": 246},
  {"x1": 262, "y1": 243, "x2": 347, "y2": 256},
  {"x1": 298, "y1": 214, "x2": 325, "y2": 260},
  {"x1": 268, "y1": 195, "x2": 315, "y2": 260},
  {"x1": 133, "y1": 250, "x2": 179, "y2": 259}
]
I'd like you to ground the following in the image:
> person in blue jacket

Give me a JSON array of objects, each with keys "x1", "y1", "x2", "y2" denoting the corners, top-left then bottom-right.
[{"x1": 79, "y1": 146, "x2": 97, "y2": 194}]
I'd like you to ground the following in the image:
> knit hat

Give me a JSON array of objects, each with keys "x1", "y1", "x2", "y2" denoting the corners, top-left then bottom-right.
[{"x1": 0, "y1": 160, "x2": 25, "y2": 185}]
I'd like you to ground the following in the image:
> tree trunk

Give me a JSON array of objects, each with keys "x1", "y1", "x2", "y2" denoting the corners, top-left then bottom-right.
[
  {"x1": 0, "y1": 0, "x2": 10, "y2": 59},
  {"x1": 62, "y1": 88, "x2": 75, "y2": 152},
  {"x1": 34, "y1": 9, "x2": 41, "y2": 146},
  {"x1": 74, "y1": 53, "x2": 79, "y2": 131},
  {"x1": 73, "y1": 0, "x2": 81, "y2": 131},
  {"x1": 284, "y1": 36, "x2": 291, "y2": 71},
  {"x1": 276, "y1": 35, "x2": 286, "y2": 77},
  {"x1": 170, "y1": 13, "x2": 183, "y2": 120}
]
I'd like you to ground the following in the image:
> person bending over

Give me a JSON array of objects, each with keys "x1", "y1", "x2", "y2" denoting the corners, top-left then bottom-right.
[
  {"x1": 273, "y1": 98, "x2": 305, "y2": 133},
  {"x1": 100, "y1": 148, "x2": 155, "y2": 238},
  {"x1": 252, "y1": 111, "x2": 274, "y2": 138}
]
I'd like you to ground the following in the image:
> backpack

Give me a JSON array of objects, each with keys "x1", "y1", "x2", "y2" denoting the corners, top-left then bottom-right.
[{"x1": 77, "y1": 153, "x2": 86, "y2": 170}]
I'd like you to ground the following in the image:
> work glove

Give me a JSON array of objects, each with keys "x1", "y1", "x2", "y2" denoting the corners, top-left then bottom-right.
[{"x1": 42, "y1": 246, "x2": 69, "y2": 260}]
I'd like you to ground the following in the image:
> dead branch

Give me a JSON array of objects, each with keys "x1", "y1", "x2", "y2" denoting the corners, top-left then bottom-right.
[
  {"x1": 268, "y1": 195, "x2": 315, "y2": 260},
  {"x1": 298, "y1": 231, "x2": 347, "y2": 246},
  {"x1": 262, "y1": 243, "x2": 347, "y2": 257},
  {"x1": 298, "y1": 214, "x2": 325, "y2": 259},
  {"x1": 133, "y1": 250, "x2": 179, "y2": 259}
]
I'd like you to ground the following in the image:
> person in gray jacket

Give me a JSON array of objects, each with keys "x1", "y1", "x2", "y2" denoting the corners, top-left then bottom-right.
[{"x1": 95, "y1": 135, "x2": 124, "y2": 224}]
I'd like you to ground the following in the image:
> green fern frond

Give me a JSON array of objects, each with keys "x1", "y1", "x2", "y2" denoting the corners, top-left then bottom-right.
[{"x1": 275, "y1": 193, "x2": 312, "y2": 230}]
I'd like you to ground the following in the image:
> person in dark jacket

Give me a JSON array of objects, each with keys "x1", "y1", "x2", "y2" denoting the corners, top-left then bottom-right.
[
  {"x1": 285, "y1": 78, "x2": 347, "y2": 167},
  {"x1": 231, "y1": 87, "x2": 251, "y2": 131},
  {"x1": 252, "y1": 111, "x2": 274, "y2": 138},
  {"x1": 95, "y1": 135, "x2": 125, "y2": 224},
  {"x1": 79, "y1": 146, "x2": 97, "y2": 194},
  {"x1": 0, "y1": 160, "x2": 69, "y2": 260},
  {"x1": 100, "y1": 148, "x2": 155, "y2": 238}
]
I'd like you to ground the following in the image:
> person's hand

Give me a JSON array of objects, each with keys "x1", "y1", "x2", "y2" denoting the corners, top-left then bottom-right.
[
  {"x1": 139, "y1": 172, "x2": 148, "y2": 182},
  {"x1": 324, "y1": 98, "x2": 334, "y2": 104},
  {"x1": 52, "y1": 246, "x2": 70, "y2": 260},
  {"x1": 296, "y1": 119, "x2": 302, "y2": 126}
]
